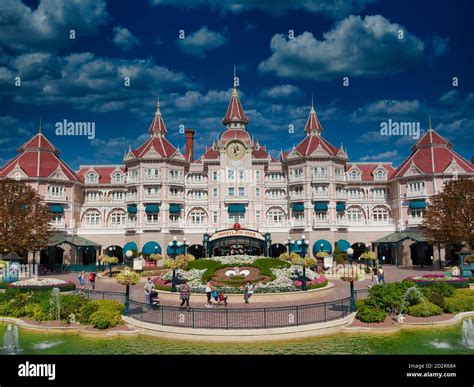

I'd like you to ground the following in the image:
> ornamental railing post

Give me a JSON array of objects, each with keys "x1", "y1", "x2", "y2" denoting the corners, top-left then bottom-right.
[
  {"x1": 324, "y1": 302, "x2": 327, "y2": 322},
  {"x1": 296, "y1": 305, "x2": 299, "y2": 326},
  {"x1": 192, "y1": 308, "x2": 195, "y2": 328},
  {"x1": 226, "y1": 308, "x2": 229, "y2": 329},
  {"x1": 264, "y1": 308, "x2": 267, "y2": 329},
  {"x1": 161, "y1": 305, "x2": 164, "y2": 325}
]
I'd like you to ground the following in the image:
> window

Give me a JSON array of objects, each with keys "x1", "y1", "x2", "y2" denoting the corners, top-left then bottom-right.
[
  {"x1": 145, "y1": 168, "x2": 160, "y2": 179},
  {"x1": 347, "y1": 188, "x2": 362, "y2": 199},
  {"x1": 169, "y1": 170, "x2": 181, "y2": 180},
  {"x1": 212, "y1": 171, "x2": 218, "y2": 181},
  {"x1": 292, "y1": 168, "x2": 303, "y2": 179},
  {"x1": 255, "y1": 170, "x2": 261, "y2": 181},
  {"x1": 169, "y1": 214, "x2": 181, "y2": 223},
  {"x1": 335, "y1": 168, "x2": 344, "y2": 178},
  {"x1": 213, "y1": 211, "x2": 218, "y2": 224},
  {"x1": 146, "y1": 213, "x2": 159, "y2": 224},
  {"x1": 292, "y1": 186, "x2": 303, "y2": 198},
  {"x1": 313, "y1": 185, "x2": 327, "y2": 196},
  {"x1": 212, "y1": 188, "x2": 218, "y2": 198},
  {"x1": 372, "y1": 188, "x2": 386, "y2": 198},
  {"x1": 86, "y1": 191, "x2": 100, "y2": 202},
  {"x1": 84, "y1": 211, "x2": 101, "y2": 226},
  {"x1": 238, "y1": 169, "x2": 245, "y2": 180},
  {"x1": 110, "y1": 211, "x2": 126, "y2": 226},
  {"x1": 269, "y1": 173, "x2": 281, "y2": 182},
  {"x1": 238, "y1": 187, "x2": 245, "y2": 197},
  {"x1": 127, "y1": 170, "x2": 138, "y2": 182},
  {"x1": 48, "y1": 185, "x2": 64, "y2": 197},
  {"x1": 111, "y1": 191, "x2": 124, "y2": 201},
  {"x1": 128, "y1": 214, "x2": 137, "y2": 224},
  {"x1": 313, "y1": 166, "x2": 327, "y2": 177},
  {"x1": 292, "y1": 213, "x2": 304, "y2": 221},
  {"x1": 189, "y1": 210, "x2": 206, "y2": 225},
  {"x1": 336, "y1": 187, "x2": 345, "y2": 197},
  {"x1": 315, "y1": 211, "x2": 328, "y2": 222},
  {"x1": 228, "y1": 213, "x2": 245, "y2": 223},
  {"x1": 372, "y1": 208, "x2": 389, "y2": 222},
  {"x1": 227, "y1": 169, "x2": 235, "y2": 180},
  {"x1": 86, "y1": 173, "x2": 98, "y2": 183},
  {"x1": 189, "y1": 173, "x2": 204, "y2": 182},
  {"x1": 410, "y1": 209, "x2": 425, "y2": 220},
  {"x1": 170, "y1": 187, "x2": 181, "y2": 198},
  {"x1": 408, "y1": 181, "x2": 425, "y2": 194},
  {"x1": 127, "y1": 189, "x2": 137, "y2": 200},
  {"x1": 348, "y1": 170, "x2": 360, "y2": 181},
  {"x1": 112, "y1": 172, "x2": 124, "y2": 183},
  {"x1": 256, "y1": 187, "x2": 261, "y2": 197},
  {"x1": 50, "y1": 214, "x2": 64, "y2": 226},
  {"x1": 374, "y1": 169, "x2": 387, "y2": 181},
  {"x1": 269, "y1": 189, "x2": 284, "y2": 199},
  {"x1": 347, "y1": 208, "x2": 364, "y2": 223},
  {"x1": 145, "y1": 186, "x2": 160, "y2": 197},
  {"x1": 256, "y1": 210, "x2": 261, "y2": 224},
  {"x1": 190, "y1": 190, "x2": 204, "y2": 200},
  {"x1": 228, "y1": 187, "x2": 235, "y2": 197},
  {"x1": 267, "y1": 209, "x2": 285, "y2": 224}
]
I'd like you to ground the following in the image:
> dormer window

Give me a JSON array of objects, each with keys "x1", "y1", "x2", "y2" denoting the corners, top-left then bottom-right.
[
  {"x1": 86, "y1": 173, "x2": 98, "y2": 183},
  {"x1": 348, "y1": 170, "x2": 360, "y2": 181},
  {"x1": 112, "y1": 172, "x2": 124, "y2": 183},
  {"x1": 374, "y1": 169, "x2": 387, "y2": 181}
]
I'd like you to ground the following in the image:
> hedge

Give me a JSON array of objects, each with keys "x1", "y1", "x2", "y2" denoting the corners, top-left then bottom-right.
[
  {"x1": 408, "y1": 301, "x2": 443, "y2": 317},
  {"x1": 444, "y1": 289, "x2": 474, "y2": 313},
  {"x1": 355, "y1": 300, "x2": 387, "y2": 323}
]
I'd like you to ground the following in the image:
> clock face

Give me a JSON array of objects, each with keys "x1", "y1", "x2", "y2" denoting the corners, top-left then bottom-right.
[{"x1": 226, "y1": 141, "x2": 245, "y2": 160}]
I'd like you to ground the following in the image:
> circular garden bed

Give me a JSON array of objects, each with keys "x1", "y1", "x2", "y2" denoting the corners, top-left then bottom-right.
[
  {"x1": 405, "y1": 274, "x2": 469, "y2": 288},
  {"x1": 5, "y1": 278, "x2": 76, "y2": 292}
]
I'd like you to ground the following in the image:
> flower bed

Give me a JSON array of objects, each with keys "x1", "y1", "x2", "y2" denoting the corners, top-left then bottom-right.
[
  {"x1": 9, "y1": 278, "x2": 76, "y2": 292},
  {"x1": 405, "y1": 274, "x2": 469, "y2": 288}
]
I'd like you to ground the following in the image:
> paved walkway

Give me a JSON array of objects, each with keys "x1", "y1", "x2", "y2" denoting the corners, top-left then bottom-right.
[{"x1": 44, "y1": 265, "x2": 444, "y2": 309}]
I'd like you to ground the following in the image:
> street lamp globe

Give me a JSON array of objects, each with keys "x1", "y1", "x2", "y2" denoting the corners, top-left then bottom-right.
[
  {"x1": 168, "y1": 242, "x2": 173, "y2": 247},
  {"x1": 291, "y1": 240, "x2": 295, "y2": 245},
  {"x1": 173, "y1": 236, "x2": 177, "y2": 241},
  {"x1": 297, "y1": 240, "x2": 302, "y2": 246},
  {"x1": 301, "y1": 235, "x2": 306, "y2": 240},
  {"x1": 305, "y1": 240, "x2": 310, "y2": 245},
  {"x1": 125, "y1": 250, "x2": 133, "y2": 258},
  {"x1": 346, "y1": 248, "x2": 354, "y2": 256},
  {"x1": 177, "y1": 242, "x2": 183, "y2": 247}
]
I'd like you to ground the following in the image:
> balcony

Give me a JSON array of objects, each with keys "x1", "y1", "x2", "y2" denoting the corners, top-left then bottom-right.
[
  {"x1": 144, "y1": 175, "x2": 161, "y2": 183},
  {"x1": 335, "y1": 192, "x2": 347, "y2": 200},
  {"x1": 143, "y1": 222, "x2": 161, "y2": 230},
  {"x1": 168, "y1": 220, "x2": 185, "y2": 230},
  {"x1": 125, "y1": 221, "x2": 138, "y2": 230},
  {"x1": 289, "y1": 194, "x2": 305, "y2": 201},
  {"x1": 406, "y1": 191, "x2": 426, "y2": 198},
  {"x1": 289, "y1": 219, "x2": 306, "y2": 229},
  {"x1": 265, "y1": 178, "x2": 286, "y2": 186},
  {"x1": 335, "y1": 217, "x2": 349, "y2": 228},
  {"x1": 312, "y1": 219, "x2": 330, "y2": 228},
  {"x1": 187, "y1": 196, "x2": 208, "y2": 203},
  {"x1": 125, "y1": 195, "x2": 138, "y2": 203},
  {"x1": 168, "y1": 176, "x2": 184, "y2": 184},
  {"x1": 312, "y1": 173, "x2": 329, "y2": 181},
  {"x1": 288, "y1": 176, "x2": 305, "y2": 184},
  {"x1": 187, "y1": 178, "x2": 208, "y2": 186},
  {"x1": 224, "y1": 196, "x2": 249, "y2": 203},
  {"x1": 46, "y1": 194, "x2": 68, "y2": 202},
  {"x1": 126, "y1": 177, "x2": 139, "y2": 184},
  {"x1": 334, "y1": 175, "x2": 346, "y2": 182},
  {"x1": 313, "y1": 191, "x2": 329, "y2": 199},
  {"x1": 169, "y1": 195, "x2": 185, "y2": 201},
  {"x1": 407, "y1": 217, "x2": 423, "y2": 225}
]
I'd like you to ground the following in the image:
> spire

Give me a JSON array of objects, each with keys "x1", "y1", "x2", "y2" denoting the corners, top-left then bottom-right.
[
  {"x1": 38, "y1": 118, "x2": 42, "y2": 134},
  {"x1": 428, "y1": 115, "x2": 433, "y2": 131},
  {"x1": 148, "y1": 95, "x2": 168, "y2": 136},
  {"x1": 223, "y1": 66, "x2": 249, "y2": 128},
  {"x1": 304, "y1": 98, "x2": 323, "y2": 135}
]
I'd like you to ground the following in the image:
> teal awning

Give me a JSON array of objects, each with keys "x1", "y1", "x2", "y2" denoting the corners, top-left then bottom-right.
[
  {"x1": 336, "y1": 239, "x2": 351, "y2": 253},
  {"x1": 292, "y1": 203, "x2": 305, "y2": 212},
  {"x1": 48, "y1": 205, "x2": 64, "y2": 214},
  {"x1": 314, "y1": 202, "x2": 328, "y2": 212},
  {"x1": 336, "y1": 202, "x2": 346, "y2": 212},
  {"x1": 228, "y1": 204, "x2": 246, "y2": 213},
  {"x1": 142, "y1": 241, "x2": 161, "y2": 255},
  {"x1": 167, "y1": 244, "x2": 185, "y2": 256},
  {"x1": 313, "y1": 239, "x2": 333, "y2": 254},
  {"x1": 409, "y1": 200, "x2": 427, "y2": 209},
  {"x1": 145, "y1": 204, "x2": 160, "y2": 213},
  {"x1": 127, "y1": 205, "x2": 137, "y2": 214},
  {"x1": 123, "y1": 241, "x2": 138, "y2": 253},
  {"x1": 169, "y1": 204, "x2": 182, "y2": 214}
]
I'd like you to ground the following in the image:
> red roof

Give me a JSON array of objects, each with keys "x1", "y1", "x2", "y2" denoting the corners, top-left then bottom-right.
[
  {"x1": 132, "y1": 136, "x2": 177, "y2": 158},
  {"x1": 148, "y1": 101, "x2": 167, "y2": 135},
  {"x1": 304, "y1": 104, "x2": 323, "y2": 133},
  {"x1": 201, "y1": 147, "x2": 220, "y2": 160},
  {"x1": 393, "y1": 129, "x2": 473, "y2": 177},
  {"x1": 346, "y1": 163, "x2": 395, "y2": 181},
  {"x1": 0, "y1": 132, "x2": 78, "y2": 181},
  {"x1": 252, "y1": 146, "x2": 270, "y2": 159},
  {"x1": 291, "y1": 134, "x2": 339, "y2": 157},
  {"x1": 222, "y1": 88, "x2": 249, "y2": 125},
  {"x1": 220, "y1": 129, "x2": 252, "y2": 146},
  {"x1": 77, "y1": 166, "x2": 126, "y2": 184}
]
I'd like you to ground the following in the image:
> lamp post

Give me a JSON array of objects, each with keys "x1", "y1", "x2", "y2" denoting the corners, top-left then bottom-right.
[
  {"x1": 298, "y1": 235, "x2": 310, "y2": 290},
  {"x1": 168, "y1": 236, "x2": 186, "y2": 292},
  {"x1": 346, "y1": 247, "x2": 355, "y2": 312},
  {"x1": 286, "y1": 237, "x2": 291, "y2": 254}
]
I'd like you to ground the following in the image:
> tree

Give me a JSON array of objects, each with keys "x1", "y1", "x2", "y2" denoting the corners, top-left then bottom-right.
[
  {"x1": 422, "y1": 178, "x2": 474, "y2": 248},
  {"x1": 333, "y1": 245, "x2": 346, "y2": 265},
  {"x1": 0, "y1": 179, "x2": 52, "y2": 257}
]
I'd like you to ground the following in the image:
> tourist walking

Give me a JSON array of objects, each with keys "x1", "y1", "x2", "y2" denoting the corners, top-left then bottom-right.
[
  {"x1": 244, "y1": 282, "x2": 254, "y2": 304},
  {"x1": 378, "y1": 267, "x2": 385, "y2": 283},
  {"x1": 205, "y1": 280, "x2": 213, "y2": 307},
  {"x1": 144, "y1": 277, "x2": 155, "y2": 303},
  {"x1": 88, "y1": 271, "x2": 97, "y2": 291},
  {"x1": 78, "y1": 271, "x2": 86, "y2": 293},
  {"x1": 371, "y1": 266, "x2": 379, "y2": 285},
  {"x1": 179, "y1": 282, "x2": 191, "y2": 311}
]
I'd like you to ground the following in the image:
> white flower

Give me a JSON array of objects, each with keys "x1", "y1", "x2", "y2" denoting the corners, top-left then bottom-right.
[{"x1": 11, "y1": 278, "x2": 68, "y2": 287}]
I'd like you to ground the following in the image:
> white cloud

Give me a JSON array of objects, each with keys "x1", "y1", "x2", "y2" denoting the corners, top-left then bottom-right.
[
  {"x1": 360, "y1": 150, "x2": 400, "y2": 161},
  {"x1": 259, "y1": 15, "x2": 427, "y2": 80},
  {"x1": 113, "y1": 27, "x2": 141, "y2": 51},
  {"x1": 176, "y1": 26, "x2": 226, "y2": 58},
  {"x1": 0, "y1": 115, "x2": 32, "y2": 145},
  {"x1": 0, "y1": 0, "x2": 108, "y2": 52},
  {"x1": 356, "y1": 131, "x2": 391, "y2": 143},
  {"x1": 351, "y1": 99, "x2": 421, "y2": 122},
  {"x1": 260, "y1": 84, "x2": 302, "y2": 99}
]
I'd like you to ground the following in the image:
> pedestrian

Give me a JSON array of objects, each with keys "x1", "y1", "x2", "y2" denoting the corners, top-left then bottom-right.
[
  {"x1": 244, "y1": 282, "x2": 254, "y2": 304},
  {"x1": 378, "y1": 267, "x2": 385, "y2": 283},
  {"x1": 371, "y1": 266, "x2": 379, "y2": 285},
  {"x1": 179, "y1": 282, "x2": 191, "y2": 311},
  {"x1": 144, "y1": 277, "x2": 155, "y2": 303},
  {"x1": 88, "y1": 271, "x2": 97, "y2": 290},
  {"x1": 205, "y1": 280, "x2": 213, "y2": 307},
  {"x1": 78, "y1": 271, "x2": 86, "y2": 293}
]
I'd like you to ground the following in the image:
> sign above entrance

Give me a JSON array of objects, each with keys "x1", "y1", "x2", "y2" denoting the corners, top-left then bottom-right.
[{"x1": 209, "y1": 228, "x2": 265, "y2": 242}]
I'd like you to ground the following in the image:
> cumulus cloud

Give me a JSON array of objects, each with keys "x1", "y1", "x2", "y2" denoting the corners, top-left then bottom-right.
[
  {"x1": 351, "y1": 99, "x2": 421, "y2": 122},
  {"x1": 113, "y1": 27, "x2": 140, "y2": 51},
  {"x1": 260, "y1": 84, "x2": 302, "y2": 99},
  {"x1": 360, "y1": 150, "x2": 400, "y2": 161},
  {"x1": 0, "y1": 115, "x2": 32, "y2": 146},
  {"x1": 0, "y1": 0, "x2": 108, "y2": 52},
  {"x1": 258, "y1": 15, "x2": 429, "y2": 80},
  {"x1": 150, "y1": 0, "x2": 376, "y2": 18},
  {"x1": 177, "y1": 26, "x2": 226, "y2": 58}
]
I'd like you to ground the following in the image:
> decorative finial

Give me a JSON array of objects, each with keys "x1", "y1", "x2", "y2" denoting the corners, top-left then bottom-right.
[
  {"x1": 311, "y1": 92, "x2": 314, "y2": 107},
  {"x1": 155, "y1": 94, "x2": 161, "y2": 116},
  {"x1": 428, "y1": 115, "x2": 432, "y2": 130},
  {"x1": 38, "y1": 118, "x2": 42, "y2": 134}
]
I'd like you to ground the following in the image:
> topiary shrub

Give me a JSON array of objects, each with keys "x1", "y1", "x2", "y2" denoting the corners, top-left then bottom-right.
[
  {"x1": 89, "y1": 309, "x2": 121, "y2": 329},
  {"x1": 78, "y1": 301, "x2": 99, "y2": 325},
  {"x1": 408, "y1": 301, "x2": 443, "y2": 317},
  {"x1": 59, "y1": 295, "x2": 89, "y2": 320},
  {"x1": 332, "y1": 246, "x2": 345, "y2": 265},
  {"x1": 355, "y1": 300, "x2": 387, "y2": 323},
  {"x1": 444, "y1": 289, "x2": 474, "y2": 313}
]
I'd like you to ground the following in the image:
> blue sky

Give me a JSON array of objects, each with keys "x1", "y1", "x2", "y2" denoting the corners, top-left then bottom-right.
[{"x1": 0, "y1": 0, "x2": 473, "y2": 169}]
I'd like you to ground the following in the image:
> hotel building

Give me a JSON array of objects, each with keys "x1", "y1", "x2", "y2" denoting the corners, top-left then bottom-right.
[{"x1": 1, "y1": 80, "x2": 473, "y2": 268}]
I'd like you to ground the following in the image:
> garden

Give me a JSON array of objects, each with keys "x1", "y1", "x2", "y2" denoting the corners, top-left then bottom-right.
[
  {"x1": 356, "y1": 280, "x2": 474, "y2": 323},
  {"x1": 151, "y1": 254, "x2": 329, "y2": 293}
]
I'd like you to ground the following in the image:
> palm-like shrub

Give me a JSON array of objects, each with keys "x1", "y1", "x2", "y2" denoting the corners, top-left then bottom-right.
[
  {"x1": 316, "y1": 251, "x2": 329, "y2": 259},
  {"x1": 101, "y1": 256, "x2": 119, "y2": 265}
]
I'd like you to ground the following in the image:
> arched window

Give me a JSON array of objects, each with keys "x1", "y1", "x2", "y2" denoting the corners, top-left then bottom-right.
[
  {"x1": 112, "y1": 172, "x2": 123, "y2": 183},
  {"x1": 86, "y1": 173, "x2": 98, "y2": 183},
  {"x1": 84, "y1": 210, "x2": 101, "y2": 226},
  {"x1": 372, "y1": 207, "x2": 390, "y2": 222},
  {"x1": 348, "y1": 169, "x2": 360, "y2": 181},
  {"x1": 109, "y1": 210, "x2": 127, "y2": 227},
  {"x1": 374, "y1": 169, "x2": 387, "y2": 181},
  {"x1": 189, "y1": 209, "x2": 207, "y2": 225},
  {"x1": 267, "y1": 208, "x2": 286, "y2": 224},
  {"x1": 347, "y1": 207, "x2": 365, "y2": 223}
]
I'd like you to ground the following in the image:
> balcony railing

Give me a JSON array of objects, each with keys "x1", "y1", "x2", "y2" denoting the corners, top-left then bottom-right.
[
  {"x1": 168, "y1": 220, "x2": 185, "y2": 229},
  {"x1": 313, "y1": 219, "x2": 329, "y2": 227},
  {"x1": 312, "y1": 173, "x2": 328, "y2": 180},
  {"x1": 335, "y1": 192, "x2": 347, "y2": 199},
  {"x1": 406, "y1": 191, "x2": 426, "y2": 198},
  {"x1": 289, "y1": 176, "x2": 305, "y2": 183},
  {"x1": 290, "y1": 219, "x2": 306, "y2": 228},
  {"x1": 313, "y1": 191, "x2": 329, "y2": 198}
]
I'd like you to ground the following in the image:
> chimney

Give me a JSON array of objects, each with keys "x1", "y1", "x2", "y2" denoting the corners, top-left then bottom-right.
[{"x1": 185, "y1": 129, "x2": 195, "y2": 161}]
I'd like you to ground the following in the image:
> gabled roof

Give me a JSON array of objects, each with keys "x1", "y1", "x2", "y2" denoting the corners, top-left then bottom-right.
[
  {"x1": 220, "y1": 129, "x2": 252, "y2": 145},
  {"x1": 346, "y1": 163, "x2": 395, "y2": 181},
  {"x1": 200, "y1": 147, "x2": 220, "y2": 160},
  {"x1": 0, "y1": 130, "x2": 78, "y2": 181},
  {"x1": 392, "y1": 128, "x2": 473, "y2": 178},
  {"x1": 252, "y1": 145, "x2": 270, "y2": 159},
  {"x1": 77, "y1": 166, "x2": 126, "y2": 184}
]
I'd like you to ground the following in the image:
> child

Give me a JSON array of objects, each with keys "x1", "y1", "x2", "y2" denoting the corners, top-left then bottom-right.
[
  {"x1": 78, "y1": 271, "x2": 86, "y2": 293},
  {"x1": 217, "y1": 291, "x2": 228, "y2": 306}
]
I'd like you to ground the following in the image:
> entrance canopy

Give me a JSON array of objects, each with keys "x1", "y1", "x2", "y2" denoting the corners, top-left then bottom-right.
[
  {"x1": 374, "y1": 230, "x2": 427, "y2": 244},
  {"x1": 313, "y1": 239, "x2": 332, "y2": 254},
  {"x1": 48, "y1": 235, "x2": 100, "y2": 248},
  {"x1": 336, "y1": 239, "x2": 351, "y2": 253},
  {"x1": 123, "y1": 241, "x2": 138, "y2": 254},
  {"x1": 142, "y1": 241, "x2": 161, "y2": 254}
]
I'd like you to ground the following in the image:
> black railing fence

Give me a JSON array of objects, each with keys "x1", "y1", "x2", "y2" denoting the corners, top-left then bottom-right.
[{"x1": 74, "y1": 288, "x2": 370, "y2": 330}]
